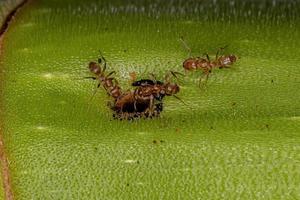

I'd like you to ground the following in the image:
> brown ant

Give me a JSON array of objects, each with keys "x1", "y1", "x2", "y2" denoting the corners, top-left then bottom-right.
[
  {"x1": 87, "y1": 53, "x2": 182, "y2": 119},
  {"x1": 112, "y1": 71, "x2": 182, "y2": 119},
  {"x1": 180, "y1": 37, "x2": 237, "y2": 85},
  {"x1": 86, "y1": 52, "x2": 141, "y2": 119},
  {"x1": 131, "y1": 71, "x2": 182, "y2": 115},
  {"x1": 86, "y1": 51, "x2": 122, "y2": 99}
]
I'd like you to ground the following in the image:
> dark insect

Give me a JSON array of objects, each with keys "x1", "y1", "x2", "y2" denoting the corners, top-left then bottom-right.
[
  {"x1": 131, "y1": 79, "x2": 163, "y2": 87},
  {"x1": 109, "y1": 90, "x2": 164, "y2": 119},
  {"x1": 180, "y1": 37, "x2": 238, "y2": 85},
  {"x1": 132, "y1": 72, "x2": 181, "y2": 102},
  {"x1": 112, "y1": 72, "x2": 182, "y2": 119},
  {"x1": 87, "y1": 53, "x2": 181, "y2": 120}
]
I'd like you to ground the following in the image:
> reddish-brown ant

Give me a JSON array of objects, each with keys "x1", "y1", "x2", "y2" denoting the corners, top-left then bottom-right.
[
  {"x1": 131, "y1": 71, "x2": 182, "y2": 115},
  {"x1": 87, "y1": 53, "x2": 182, "y2": 119},
  {"x1": 112, "y1": 71, "x2": 182, "y2": 119},
  {"x1": 86, "y1": 51, "x2": 122, "y2": 99},
  {"x1": 180, "y1": 37, "x2": 237, "y2": 85}
]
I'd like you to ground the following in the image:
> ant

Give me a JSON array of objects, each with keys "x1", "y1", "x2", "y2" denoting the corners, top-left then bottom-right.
[
  {"x1": 131, "y1": 71, "x2": 187, "y2": 114},
  {"x1": 112, "y1": 71, "x2": 182, "y2": 119},
  {"x1": 87, "y1": 52, "x2": 142, "y2": 119},
  {"x1": 180, "y1": 37, "x2": 238, "y2": 85},
  {"x1": 86, "y1": 51, "x2": 122, "y2": 99},
  {"x1": 87, "y1": 53, "x2": 181, "y2": 119}
]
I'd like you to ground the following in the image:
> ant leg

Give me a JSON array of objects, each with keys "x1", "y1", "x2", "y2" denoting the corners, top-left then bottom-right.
[
  {"x1": 170, "y1": 71, "x2": 185, "y2": 83},
  {"x1": 123, "y1": 112, "x2": 128, "y2": 120},
  {"x1": 87, "y1": 82, "x2": 101, "y2": 110},
  {"x1": 148, "y1": 96, "x2": 155, "y2": 117},
  {"x1": 106, "y1": 71, "x2": 116, "y2": 77},
  {"x1": 170, "y1": 71, "x2": 178, "y2": 79},
  {"x1": 133, "y1": 90, "x2": 140, "y2": 113},
  {"x1": 179, "y1": 36, "x2": 192, "y2": 57},
  {"x1": 99, "y1": 50, "x2": 107, "y2": 72},
  {"x1": 164, "y1": 70, "x2": 183, "y2": 83},
  {"x1": 198, "y1": 74, "x2": 203, "y2": 87},
  {"x1": 203, "y1": 67, "x2": 211, "y2": 85},
  {"x1": 89, "y1": 83, "x2": 101, "y2": 101},
  {"x1": 133, "y1": 101, "x2": 137, "y2": 112},
  {"x1": 216, "y1": 49, "x2": 220, "y2": 60},
  {"x1": 205, "y1": 72, "x2": 210, "y2": 83},
  {"x1": 102, "y1": 60, "x2": 107, "y2": 73},
  {"x1": 216, "y1": 45, "x2": 229, "y2": 60},
  {"x1": 198, "y1": 70, "x2": 210, "y2": 87},
  {"x1": 198, "y1": 68, "x2": 205, "y2": 87},
  {"x1": 84, "y1": 76, "x2": 97, "y2": 80},
  {"x1": 171, "y1": 71, "x2": 185, "y2": 77},
  {"x1": 203, "y1": 53, "x2": 210, "y2": 61}
]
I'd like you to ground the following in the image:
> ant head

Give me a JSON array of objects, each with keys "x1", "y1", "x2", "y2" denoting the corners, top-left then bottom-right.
[
  {"x1": 97, "y1": 50, "x2": 107, "y2": 66},
  {"x1": 164, "y1": 83, "x2": 180, "y2": 96},
  {"x1": 228, "y1": 55, "x2": 237, "y2": 62},
  {"x1": 89, "y1": 62, "x2": 101, "y2": 75}
]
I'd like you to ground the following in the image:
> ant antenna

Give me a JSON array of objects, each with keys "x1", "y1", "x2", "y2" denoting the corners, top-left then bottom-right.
[
  {"x1": 170, "y1": 71, "x2": 184, "y2": 78},
  {"x1": 203, "y1": 53, "x2": 210, "y2": 61},
  {"x1": 98, "y1": 50, "x2": 107, "y2": 72},
  {"x1": 173, "y1": 95, "x2": 193, "y2": 110},
  {"x1": 165, "y1": 71, "x2": 183, "y2": 83},
  {"x1": 216, "y1": 45, "x2": 229, "y2": 59},
  {"x1": 179, "y1": 36, "x2": 192, "y2": 57},
  {"x1": 106, "y1": 71, "x2": 116, "y2": 78},
  {"x1": 168, "y1": 71, "x2": 185, "y2": 84}
]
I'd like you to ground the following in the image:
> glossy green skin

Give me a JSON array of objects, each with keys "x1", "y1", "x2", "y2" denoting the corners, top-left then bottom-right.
[{"x1": 1, "y1": 0, "x2": 300, "y2": 199}]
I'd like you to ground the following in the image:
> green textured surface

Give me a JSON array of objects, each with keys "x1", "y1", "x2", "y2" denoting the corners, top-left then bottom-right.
[
  {"x1": 1, "y1": 0, "x2": 300, "y2": 199},
  {"x1": 1, "y1": 1, "x2": 25, "y2": 199}
]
